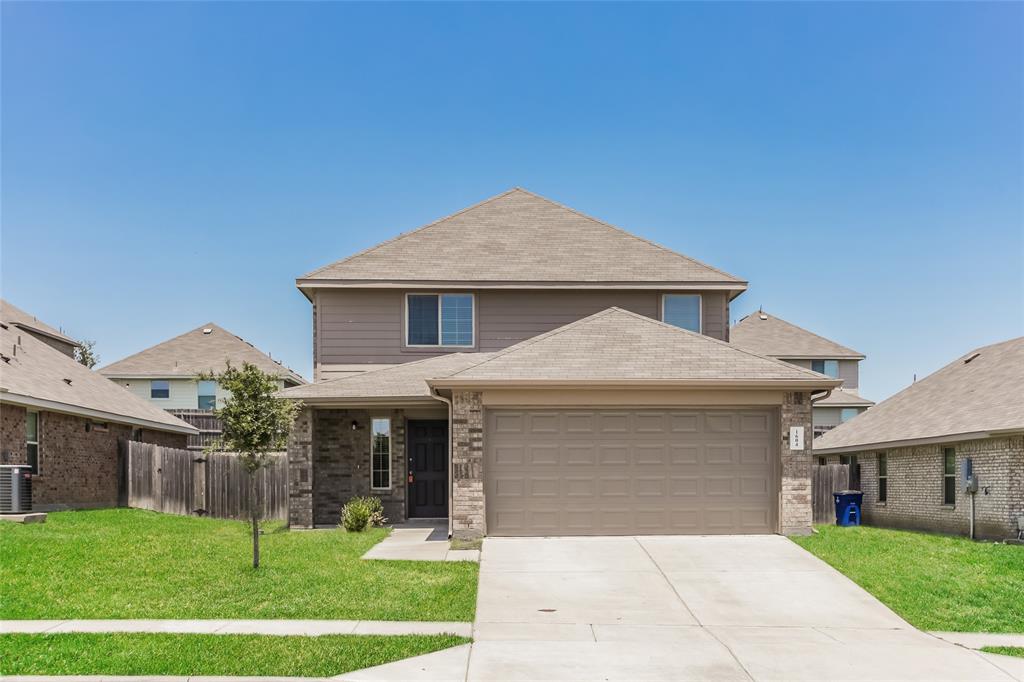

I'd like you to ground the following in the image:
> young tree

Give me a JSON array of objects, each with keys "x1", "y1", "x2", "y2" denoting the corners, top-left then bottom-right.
[
  {"x1": 75, "y1": 340, "x2": 99, "y2": 368},
  {"x1": 202, "y1": 362, "x2": 301, "y2": 568}
]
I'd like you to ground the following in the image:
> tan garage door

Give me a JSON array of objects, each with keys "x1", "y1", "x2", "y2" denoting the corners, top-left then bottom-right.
[{"x1": 486, "y1": 409, "x2": 777, "y2": 536}]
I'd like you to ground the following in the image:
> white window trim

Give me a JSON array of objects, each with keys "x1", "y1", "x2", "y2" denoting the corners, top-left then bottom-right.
[
  {"x1": 660, "y1": 293, "x2": 702, "y2": 333},
  {"x1": 370, "y1": 417, "x2": 392, "y2": 491},
  {"x1": 404, "y1": 293, "x2": 476, "y2": 348},
  {"x1": 150, "y1": 379, "x2": 171, "y2": 400},
  {"x1": 26, "y1": 410, "x2": 40, "y2": 475}
]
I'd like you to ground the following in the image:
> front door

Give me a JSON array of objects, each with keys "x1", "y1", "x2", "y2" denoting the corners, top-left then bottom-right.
[{"x1": 407, "y1": 420, "x2": 448, "y2": 518}]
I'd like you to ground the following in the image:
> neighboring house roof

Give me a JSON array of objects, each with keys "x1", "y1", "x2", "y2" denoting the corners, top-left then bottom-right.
[
  {"x1": 0, "y1": 299, "x2": 79, "y2": 348},
  {"x1": 813, "y1": 388, "x2": 875, "y2": 408},
  {"x1": 280, "y1": 353, "x2": 494, "y2": 404},
  {"x1": 0, "y1": 322, "x2": 196, "y2": 434},
  {"x1": 730, "y1": 311, "x2": 864, "y2": 359},
  {"x1": 299, "y1": 188, "x2": 746, "y2": 293},
  {"x1": 431, "y1": 307, "x2": 839, "y2": 388},
  {"x1": 815, "y1": 336, "x2": 1024, "y2": 453},
  {"x1": 98, "y1": 323, "x2": 305, "y2": 385}
]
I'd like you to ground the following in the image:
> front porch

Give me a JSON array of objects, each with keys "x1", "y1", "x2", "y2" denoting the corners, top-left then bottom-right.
[{"x1": 287, "y1": 406, "x2": 450, "y2": 529}]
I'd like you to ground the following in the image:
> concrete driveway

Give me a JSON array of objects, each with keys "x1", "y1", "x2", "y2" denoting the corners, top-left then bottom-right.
[{"x1": 342, "y1": 535, "x2": 1021, "y2": 681}]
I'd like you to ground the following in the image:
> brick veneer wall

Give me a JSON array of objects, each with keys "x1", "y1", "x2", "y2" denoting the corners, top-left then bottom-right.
[
  {"x1": 0, "y1": 403, "x2": 187, "y2": 509},
  {"x1": 287, "y1": 407, "x2": 408, "y2": 528},
  {"x1": 451, "y1": 391, "x2": 484, "y2": 539},
  {"x1": 852, "y1": 436, "x2": 1023, "y2": 539},
  {"x1": 781, "y1": 392, "x2": 814, "y2": 535}
]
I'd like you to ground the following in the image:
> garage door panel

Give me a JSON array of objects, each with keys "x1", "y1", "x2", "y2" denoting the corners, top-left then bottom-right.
[{"x1": 486, "y1": 408, "x2": 776, "y2": 536}]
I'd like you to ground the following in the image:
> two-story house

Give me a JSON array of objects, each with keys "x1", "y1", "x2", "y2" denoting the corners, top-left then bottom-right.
[
  {"x1": 99, "y1": 323, "x2": 304, "y2": 449},
  {"x1": 729, "y1": 311, "x2": 874, "y2": 441},
  {"x1": 282, "y1": 189, "x2": 839, "y2": 539}
]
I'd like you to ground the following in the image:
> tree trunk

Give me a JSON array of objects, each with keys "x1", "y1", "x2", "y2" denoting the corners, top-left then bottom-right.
[{"x1": 250, "y1": 471, "x2": 260, "y2": 569}]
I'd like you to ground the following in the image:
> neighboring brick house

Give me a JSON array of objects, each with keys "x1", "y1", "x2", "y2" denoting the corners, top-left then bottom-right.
[
  {"x1": 98, "y1": 323, "x2": 304, "y2": 449},
  {"x1": 730, "y1": 311, "x2": 874, "y2": 440},
  {"x1": 0, "y1": 312, "x2": 196, "y2": 510},
  {"x1": 283, "y1": 188, "x2": 839, "y2": 538},
  {"x1": 815, "y1": 337, "x2": 1024, "y2": 540},
  {"x1": 1, "y1": 298, "x2": 80, "y2": 358}
]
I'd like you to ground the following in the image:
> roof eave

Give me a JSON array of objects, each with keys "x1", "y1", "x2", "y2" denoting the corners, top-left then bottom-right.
[
  {"x1": 814, "y1": 427, "x2": 1024, "y2": 455},
  {"x1": 296, "y1": 279, "x2": 749, "y2": 292},
  {"x1": 274, "y1": 394, "x2": 441, "y2": 407},
  {"x1": 11, "y1": 322, "x2": 80, "y2": 347},
  {"x1": 427, "y1": 378, "x2": 843, "y2": 390},
  {"x1": 0, "y1": 391, "x2": 199, "y2": 435},
  {"x1": 764, "y1": 353, "x2": 866, "y2": 361}
]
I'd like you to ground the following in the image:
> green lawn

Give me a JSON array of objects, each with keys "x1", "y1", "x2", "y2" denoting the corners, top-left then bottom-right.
[
  {"x1": 0, "y1": 633, "x2": 469, "y2": 677},
  {"x1": 0, "y1": 508, "x2": 478, "y2": 621},
  {"x1": 981, "y1": 647, "x2": 1024, "y2": 659},
  {"x1": 793, "y1": 525, "x2": 1024, "y2": 632}
]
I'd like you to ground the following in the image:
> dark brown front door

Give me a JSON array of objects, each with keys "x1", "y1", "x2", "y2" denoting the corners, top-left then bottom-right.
[{"x1": 407, "y1": 420, "x2": 448, "y2": 518}]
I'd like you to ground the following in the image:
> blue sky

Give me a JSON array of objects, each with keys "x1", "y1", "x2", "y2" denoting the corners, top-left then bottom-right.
[{"x1": 2, "y1": 2, "x2": 1021, "y2": 401}]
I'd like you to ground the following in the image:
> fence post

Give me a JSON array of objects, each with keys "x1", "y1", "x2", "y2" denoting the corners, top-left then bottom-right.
[{"x1": 192, "y1": 455, "x2": 207, "y2": 515}]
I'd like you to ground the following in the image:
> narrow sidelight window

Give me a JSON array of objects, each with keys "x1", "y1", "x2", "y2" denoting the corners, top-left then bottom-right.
[
  {"x1": 151, "y1": 380, "x2": 170, "y2": 399},
  {"x1": 371, "y1": 418, "x2": 391, "y2": 490},
  {"x1": 26, "y1": 411, "x2": 39, "y2": 475},
  {"x1": 662, "y1": 294, "x2": 701, "y2": 333},
  {"x1": 407, "y1": 294, "x2": 474, "y2": 347},
  {"x1": 943, "y1": 448, "x2": 956, "y2": 505},
  {"x1": 877, "y1": 453, "x2": 887, "y2": 503},
  {"x1": 197, "y1": 380, "x2": 217, "y2": 410},
  {"x1": 812, "y1": 360, "x2": 840, "y2": 378}
]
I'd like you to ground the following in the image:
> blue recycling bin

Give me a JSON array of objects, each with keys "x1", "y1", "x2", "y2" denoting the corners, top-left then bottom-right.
[{"x1": 833, "y1": 490, "x2": 863, "y2": 526}]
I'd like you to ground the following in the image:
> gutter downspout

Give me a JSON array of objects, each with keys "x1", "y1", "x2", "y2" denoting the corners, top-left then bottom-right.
[
  {"x1": 430, "y1": 386, "x2": 455, "y2": 539},
  {"x1": 811, "y1": 389, "x2": 833, "y2": 404}
]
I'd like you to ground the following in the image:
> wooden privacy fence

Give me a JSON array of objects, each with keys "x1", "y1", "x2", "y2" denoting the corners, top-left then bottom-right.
[
  {"x1": 811, "y1": 463, "x2": 857, "y2": 524},
  {"x1": 121, "y1": 440, "x2": 288, "y2": 521},
  {"x1": 167, "y1": 410, "x2": 222, "y2": 452}
]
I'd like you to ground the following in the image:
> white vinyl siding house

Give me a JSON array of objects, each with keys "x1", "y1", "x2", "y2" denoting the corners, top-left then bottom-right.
[{"x1": 116, "y1": 378, "x2": 284, "y2": 410}]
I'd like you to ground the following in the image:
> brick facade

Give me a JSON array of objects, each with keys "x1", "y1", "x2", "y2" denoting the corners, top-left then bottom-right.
[
  {"x1": 287, "y1": 407, "x2": 408, "y2": 528},
  {"x1": 0, "y1": 403, "x2": 188, "y2": 509},
  {"x1": 451, "y1": 391, "x2": 484, "y2": 539},
  {"x1": 780, "y1": 391, "x2": 814, "y2": 535},
  {"x1": 846, "y1": 436, "x2": 1023, "y2": 539}
]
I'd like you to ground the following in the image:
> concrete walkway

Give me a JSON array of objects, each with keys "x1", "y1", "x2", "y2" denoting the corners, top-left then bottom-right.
[
  {"x1": 931, "y1": 631, "x2": 1024, "y2": 649},
  {"x1": 361, "y1": 521, "x2": 479, "y2": 562},
  {"x1": 0, "y1": 619, "x2": 471, "y2": 637}
]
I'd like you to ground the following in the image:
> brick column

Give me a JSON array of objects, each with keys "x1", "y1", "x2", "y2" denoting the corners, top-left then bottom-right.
[
  {"x1": 288, "y1": 407, "x2": 314, "y2": 528},
  {"x1": 451, "y1": 391, "x2": 484, "y2": 539},
  {"x1": 781, "y1": 391, "x2": 813, "y2": 535}
]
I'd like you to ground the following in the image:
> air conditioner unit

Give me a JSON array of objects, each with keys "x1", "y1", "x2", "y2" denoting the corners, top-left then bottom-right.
[{"x1": 0, "y1": 464, "x2": 33, "y2": 513}]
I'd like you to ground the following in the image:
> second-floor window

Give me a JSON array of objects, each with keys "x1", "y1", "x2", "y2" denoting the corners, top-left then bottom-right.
[
  {"x1": 812, "y1": 360, "x2": 840, "y2": 378},
  {"x1": 840, "y1": 408, "x2": 860, "y2": 423},
  {"x1": 197, "y1": 380, "x2": 217, "y2": 410},
  {"x1": 662, "y1": 294, "x2": 701, "y2": 333},
  {"x1": 407, "y1": 294, "x2": 474, "y2": 347},
  {"x1": 151, "y1": 380, "x2": 170, "y2": 399}
]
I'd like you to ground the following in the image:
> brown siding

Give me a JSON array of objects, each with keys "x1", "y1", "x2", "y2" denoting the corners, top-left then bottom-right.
[
  {"x1": 838, "y1": 360, "x2": 859, "y2": 389},
  {"x1": 23, "y1": 330, "x2": 77, "y2": 358},
  {"x1": 318, "y1": 288, "x2": 731, "y2": 368}
]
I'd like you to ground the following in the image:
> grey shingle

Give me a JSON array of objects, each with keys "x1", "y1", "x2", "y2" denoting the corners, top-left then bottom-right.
[
  {"x1": 0, "y1": 322, "x2": 196, "y2": 433},
  {"x1": 731, "y1": 311, "x2": 864, "y2": 359},
  {"x1": 99, "y1": 323, "x2": 305, "y2": 385},
  {"x1": 301, "y1": 188, "x2": 746, "y2": 286},
  {"x1": 1, "y1": 299, "x2": 79, "y2": 347},
  {"x1": 815, "y1": 337, "x2": 1024, "y2": 452}
]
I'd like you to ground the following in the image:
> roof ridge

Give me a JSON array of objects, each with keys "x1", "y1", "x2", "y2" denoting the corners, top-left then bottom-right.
[
  {"x1": 98, "y1": 322, "x2": 216, "y2": 373},
  {"x1": 751, "y1": 313, "x2": 862, "y2": 358},
  {"x1": 606, "y1": 307, "x2": 830, "y2": 379},
  {"x1": 512, "y1": 188, "x2": 745, "y2": 284},
  {"x1": 442, "y1": 308, "x2": 624, "y2": 379},
  {"x1": 301, "y1": 188, "x2": 523, "y2": 280}
]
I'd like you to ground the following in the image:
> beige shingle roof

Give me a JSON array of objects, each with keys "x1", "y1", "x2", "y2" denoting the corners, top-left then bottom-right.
[
  {"x1": 1, "y1": 299, "x2": 79, "y2": 347},
  {"x1": 301, "y1": 188, "x2": 746, "y2": 288},
  {"x1": 432, "y1": 308, "x2": 841, "y2": 387},
  {"x1": 731, "y1": 311, "x2": 864, "y2": 359},
  {"x1": 279, "y1": 353, "x2": 493, "y2": 402},
  {"x1": 815, "y1": 337, "x2": 1024, "y2": 453},
  {"x1": 0, "y1": 322, "x2": 196, "y2": 434},
  {"x1": 813, "y1": 388, "x2": 875, "y2": 408},
  {"x1": 98, "y1": 323, "x2": 305, "y2": 385}
]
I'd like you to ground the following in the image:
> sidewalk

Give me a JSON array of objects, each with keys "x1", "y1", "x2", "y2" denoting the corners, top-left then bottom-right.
[
  {"x1": 0, "y1": 619, "x2": 471, "y2": 637},
  {"x1": 361, "y1": 521, "x2": 479, "y2": 562},
  {"x1": 931, "y1": 631, "x2": 1024, "y2": 649}
]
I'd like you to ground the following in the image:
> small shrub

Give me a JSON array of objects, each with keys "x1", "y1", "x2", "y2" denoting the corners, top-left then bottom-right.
[{"x1": 340, "y1": 496, "x2": 387, "y2": 532}]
